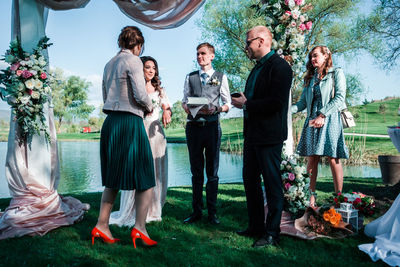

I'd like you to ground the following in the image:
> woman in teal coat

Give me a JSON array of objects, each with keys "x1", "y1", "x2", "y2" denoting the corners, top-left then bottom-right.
[{"x1": 292, "y1": 46, "x2": 349, "y2": 208}]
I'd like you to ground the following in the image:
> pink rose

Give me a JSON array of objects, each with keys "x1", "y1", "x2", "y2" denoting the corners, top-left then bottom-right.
[
  {"x1": 27, "y1": 89, "x2": 33, "y2": 95},
  {"x1": 299, "y1": 24, "x2": 306, "y2": 31},
  {"x1": 306, "y1": 21, "x2": 313, "y2": 30},
  {"x1": 16, "y1": 70, "x2": 23, "y2": 76},
  {"x1": 285, "y1": 11, "x2": 292, "y2": 16},
  {"x1": 285, "y1": 0, "x2": 289, "y2": 5},
  {"x1": 295, "y1": 0, "x2": 304, "y2": 5},
  {"x1": 291, "y1": 21, "x2": 297, "y2": 28},
  {"x1": 288, "y1": 173, "x2": 295, "y2": 181},
  {"x1": 10, "y1": 62, "x2": 20, "y2": 71},
  {"x1": 40, "y1": 72, "x2": 47, "y2": 79},
  {"x1": 292, "y1": 14, "x2": 299, "y2": 20},
  {"x1": 285, "y1": 183, "x2": 291, "y2": 190},
  {"x1": 22, "y1": 70, "x2": 33, "y2": 79}
]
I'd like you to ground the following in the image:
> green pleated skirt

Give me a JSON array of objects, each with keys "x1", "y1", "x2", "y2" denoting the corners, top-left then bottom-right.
[{"x1": 100, "y1": 111, "x2": 155, "y2": 191}]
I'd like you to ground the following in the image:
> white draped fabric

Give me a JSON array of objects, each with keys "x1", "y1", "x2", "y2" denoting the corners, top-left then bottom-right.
[{"x1": 359, "y1": 194, "x2": 400, "y2": 266}]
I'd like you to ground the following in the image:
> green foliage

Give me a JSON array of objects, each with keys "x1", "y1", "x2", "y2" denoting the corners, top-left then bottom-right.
[
  {"x1": 345, "y1": 73, "x2": 366, "y2": 106},
  {"x1": 168, "y1": 100, "x2": 187, "y2": 129},
  {"x1": 378, "y1": 103, "x2": 387, "y2": 114},
  {"x1": 355, "y1": 0, "x2": 400, "y2": 69},
  {"x1": 197, "y1": 0, "x2": 370, "y2": 102},
  {"x1": 50, "y1": 68, "x2": 95, "y2": 132},
  {"x1": 197, "y1": 0, "x2": 264, "y2": 92}
]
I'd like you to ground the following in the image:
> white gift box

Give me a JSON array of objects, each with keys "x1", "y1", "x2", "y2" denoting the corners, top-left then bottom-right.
[{"x1": 336, "y1": 206, "x2": 359, "y2": 232}]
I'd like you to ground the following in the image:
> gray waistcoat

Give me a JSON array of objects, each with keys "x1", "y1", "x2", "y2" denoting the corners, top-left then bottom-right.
[{"x1": 187, "y1": 71, "x2": 223, "y2": 121}]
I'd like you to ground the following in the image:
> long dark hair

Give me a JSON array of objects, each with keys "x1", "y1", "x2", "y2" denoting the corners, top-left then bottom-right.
[
  {"x1": 304, "y1": 46, "x2": 333, "y2": 87},
  {"x1": 141, "y1": 56, "x2": 162, "y2": 95}
]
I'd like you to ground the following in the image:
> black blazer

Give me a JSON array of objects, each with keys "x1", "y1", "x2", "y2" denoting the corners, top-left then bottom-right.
[{"x1": 244, "y1": 53, "x2": 293, "y2": 145}]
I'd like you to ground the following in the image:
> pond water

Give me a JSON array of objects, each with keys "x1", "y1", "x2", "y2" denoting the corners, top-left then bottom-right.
[{"x1": 0, "y1": 142, "x2": 382, "y2": 199}]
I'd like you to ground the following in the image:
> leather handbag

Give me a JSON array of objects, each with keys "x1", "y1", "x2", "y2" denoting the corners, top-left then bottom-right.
[{"x1": 331, "y1": 72, "x2": 356, "y2": 129}]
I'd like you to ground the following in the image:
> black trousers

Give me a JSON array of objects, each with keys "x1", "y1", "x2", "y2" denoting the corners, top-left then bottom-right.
[
  {"x1": 185, "y1": 120, "x2": 221, "y2": 216},
  {"x1": 243, "y1": 140, "x2": 284, "y2": 238}
]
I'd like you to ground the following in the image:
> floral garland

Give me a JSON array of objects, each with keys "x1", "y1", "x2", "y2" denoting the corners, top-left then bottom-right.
[
  {"x1": 0, "y1": 37, "x2": 52, "y2": 143},
  {"x1": 255, "y1": 0, "x2": 313, "y2": 73},
  {"x1": 280, "y1": 153, "x2": 310, "y2": 215},
  {"x1": 333, "y1": 192, "x2": 376, "y2": 217}
]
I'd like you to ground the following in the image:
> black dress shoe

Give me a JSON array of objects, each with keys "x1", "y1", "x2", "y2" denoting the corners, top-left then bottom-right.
[
  {"x1": 208, "y1": 215, "x2": 220, "y2": 225},
  {"x1": 236, "y1": 228, "x2": 261, "y2": 237},
  {"x1": 252, "y1": 235, "x2": 280, "y2": 248},
  {"x1": 183, "y1": 213, "x2": 202, "y2": 224}
]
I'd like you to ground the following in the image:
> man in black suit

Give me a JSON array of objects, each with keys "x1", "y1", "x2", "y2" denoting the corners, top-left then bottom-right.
[{"x1": 232, "y1": 25, "x2": 292, "y2": 247}]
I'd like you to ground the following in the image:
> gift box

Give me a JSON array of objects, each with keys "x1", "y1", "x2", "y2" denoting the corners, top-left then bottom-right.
[{"x1": 336, "y1": 204, "x2": 359, "y2": 232}]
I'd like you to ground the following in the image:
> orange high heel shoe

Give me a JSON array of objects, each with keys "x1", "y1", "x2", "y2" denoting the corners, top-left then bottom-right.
[
  {"x1": 91, "y1": 227, "x2": 120, "y2": 245},
  {"x1": 131, "y1": 228, "x2": 157, "y2": 248}
]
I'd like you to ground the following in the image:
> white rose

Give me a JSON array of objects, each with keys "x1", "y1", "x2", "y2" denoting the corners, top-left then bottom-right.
[
  {"x1": 30, "y1": 70, "x2": 38, "y2": 76},
  {"x1": 25, "y1": 79, "x2": 34, "y2": 89},
  {"x1": 299, "y1": 15, "x2": 306, "y2": 22},
  {"x1": 271, "y1": 39, "x2": 278, "y2": 50},
  {"x1": 31, "y1": 91, "x2": 40, "y2": 99},
  {"x1": 278, "y1": 40, "x2": 286, "y2": 48},
  {"x1": 20, "y1": 96, "x2": 30, "y2": 104},
  {"x1": 34, "y1": 79, "x2": 43, "y2": 89}
]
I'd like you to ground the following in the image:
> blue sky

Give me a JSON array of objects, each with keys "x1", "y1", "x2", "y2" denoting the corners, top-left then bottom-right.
[{"x1": 0, "y1": 0, "x2": 399, "y2": 113}]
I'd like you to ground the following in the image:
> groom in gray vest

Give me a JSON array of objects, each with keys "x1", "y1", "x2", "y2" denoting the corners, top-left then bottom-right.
[{"x1": 182, "y1": 43, "x2": 231, "y2": 225}]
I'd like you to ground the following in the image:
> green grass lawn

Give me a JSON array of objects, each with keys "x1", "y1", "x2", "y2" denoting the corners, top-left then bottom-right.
[
  {"x1": 346, "y1": 98, "x2": 400, "y2": 135},
  {"x1": 0, "y1": 179, "x2": 390, "y2": 266}
]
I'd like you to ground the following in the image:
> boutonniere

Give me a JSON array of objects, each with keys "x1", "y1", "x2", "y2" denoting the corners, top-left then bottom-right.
[{"x1": 208, "y1": 77, "x2": 221, "y2": 86}]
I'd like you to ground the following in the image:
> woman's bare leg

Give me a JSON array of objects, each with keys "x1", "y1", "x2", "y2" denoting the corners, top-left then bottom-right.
[
  {"x1": 95, "y1": 187, "x2": 119, "y2": 238},
  {"x1": 329, "y1": 157, "x2": 343, "y2": 193},
  {"x1": 307, "y1": 155, "x2": 320, "y2": 207},
  {"x1": 134, "y1": 187, "x2": 154, "y2": 237}
]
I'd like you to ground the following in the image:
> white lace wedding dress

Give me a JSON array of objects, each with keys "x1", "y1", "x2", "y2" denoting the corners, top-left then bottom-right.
[
  {"x1": 359, "y1": 193, "x2": 400, "y2": 266},
  {"x1": 110, "y1": 90, "x2": 170, "y2": 226}
]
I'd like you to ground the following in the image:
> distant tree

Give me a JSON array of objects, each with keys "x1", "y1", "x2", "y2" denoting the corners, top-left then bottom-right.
[
  {"x1": 345, "y1": 74, "x2": 365, "y2": 106},
  {"x1": 169, "y1": 100, "x2": 187, "y2": 129},
  {"x1": 356, "y1": 0, "x2": 400, "y2": 69},
  {"x1": 197, "y1": 0, "x2": 372, "y2": 101},
  {"x1": 50, "y1": 68, "x2": 95, "y2": 133},
  {"x1": 379, "y1": 103, "x2": 387, "y2": 114}
]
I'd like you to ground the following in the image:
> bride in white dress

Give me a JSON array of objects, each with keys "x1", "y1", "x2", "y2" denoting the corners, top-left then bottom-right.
[
  {"x1": 359, "y1": 193, "x2": 400, "y2": 266},
  {"x1": 110, "y1": 56, "x2": 171, "y2": 226}
]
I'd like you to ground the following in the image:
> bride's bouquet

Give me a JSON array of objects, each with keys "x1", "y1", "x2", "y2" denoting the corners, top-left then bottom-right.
[
  {"x1": 281, "y1": 153, "x2": 311, "y2": 215},
  {"x1": 0, "y1": 37, "x2": 52, "y2": 143}
]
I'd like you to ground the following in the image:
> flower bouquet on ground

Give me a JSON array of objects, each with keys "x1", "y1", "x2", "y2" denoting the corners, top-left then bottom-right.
[
  {"x1": 281, "y1": 153, "x2": 311, "y2": 217},
  {"x1": 0, "y1": 37, "x2": 52, "y2": 144},
  {"x1": 333, "y1": 192, "x2": 376, "y2": 217},
  {"x1": 294, "y1": 206, "x2": 354, "y2": 239}
]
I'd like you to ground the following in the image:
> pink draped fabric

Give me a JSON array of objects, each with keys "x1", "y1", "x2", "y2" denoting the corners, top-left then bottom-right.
[
  {"x1": 36, "y1": 0, "x2": 205, "y2": 29},
  {"x1": 0, "y1": 0, "x2": 89, "y2": 240}
]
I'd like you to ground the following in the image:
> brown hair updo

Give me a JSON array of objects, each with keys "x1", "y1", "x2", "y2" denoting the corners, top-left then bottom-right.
[
  {"x1": 118, "y1": 26, "x2": 144, "y2": 52},
  {"x1": 304, "y1": 46, "x2": 333, "y2": 87}
]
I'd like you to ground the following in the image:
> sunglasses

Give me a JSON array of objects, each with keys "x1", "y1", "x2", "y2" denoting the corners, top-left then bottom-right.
[{"x1": 246, "y1": 37, "x2": 261, "y2": 47}]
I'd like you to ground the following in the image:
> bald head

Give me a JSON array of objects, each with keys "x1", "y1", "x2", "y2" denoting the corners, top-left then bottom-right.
[
  {"x1": 247, "y1": 26, "x2": 272, "y2": 47},
  {"x1": 246, "y1": 25, "x2": 272, "y2": 60}
]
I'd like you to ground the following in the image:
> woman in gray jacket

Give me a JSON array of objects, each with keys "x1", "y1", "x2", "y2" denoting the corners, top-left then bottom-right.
[
  {"x1": 292, "y1": 46, "x2": 349, "y2": 208},
  {"x1": 91, "y1": 26, "x2": 157, "y2": 248}
]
